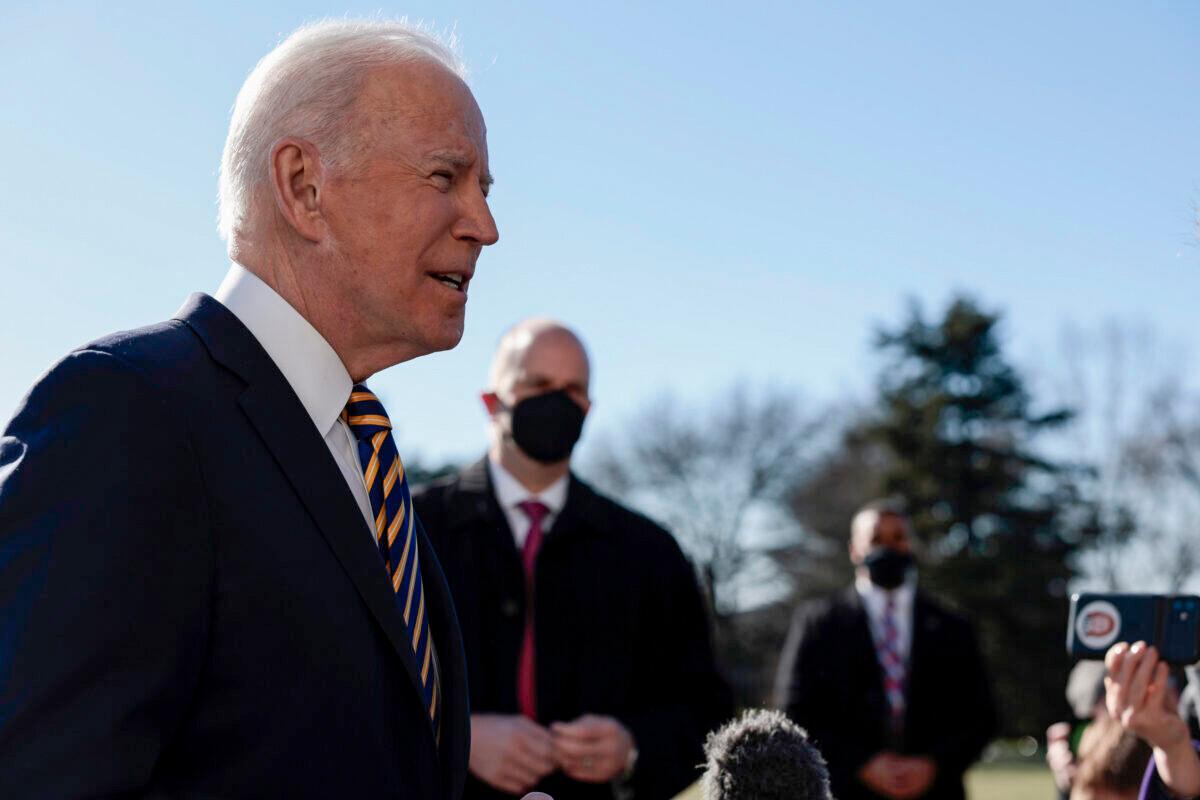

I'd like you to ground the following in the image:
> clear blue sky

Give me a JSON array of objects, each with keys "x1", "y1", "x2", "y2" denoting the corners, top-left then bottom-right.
[{"x1": 2, "y1": 1, "x2": 1197, "y2": 465}]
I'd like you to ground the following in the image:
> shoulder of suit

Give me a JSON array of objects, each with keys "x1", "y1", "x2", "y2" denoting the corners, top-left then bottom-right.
[
  {"x1": 410, "y1": 461, "x2": 495, "y2": 536},
  {"x1": 792, "y1": 588, "x2": 864, "y2": 627},
  {"x1": 567, "y1": 474, "x2": 681, "y2": 552},
  {"x1": 36, "y1": 317, "x2": 210, "y2": 402},
  {"x1": 82, "y1": 317, "x2": 209, "y2": 375},
  {"x1": 914, "y1": 590, "x2": 973, "y2": 630},
  {"x1": 411, "y1": 470, "x2": 463, "y2": 501}
]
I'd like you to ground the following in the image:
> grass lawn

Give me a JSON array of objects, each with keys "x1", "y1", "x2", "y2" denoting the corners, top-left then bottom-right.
[{"x1": 966, "y1": 760, "x2": 1056, "y2": 799}]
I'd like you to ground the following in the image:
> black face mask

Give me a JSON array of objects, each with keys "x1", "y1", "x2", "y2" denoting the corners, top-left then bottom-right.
[
  {"x1": 507, "y1": 389, "x2": 586, "y2": 464},
  {"x1": 863, "y1": 547, "x2": 913, "y2": 590}
]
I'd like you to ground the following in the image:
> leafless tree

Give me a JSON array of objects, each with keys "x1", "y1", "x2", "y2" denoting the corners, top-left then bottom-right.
[
  {"x1": 582, "y1": 384, "x2": 836, "y2": 704},
  {"x1": 586, "y1": 384, "x2": 832, "y2": 620},
  {"x1": 1047, "y1": 320, "x2": 1199, "y2": 591},
  {"x1": 774, "y1": 415, "x2": 893, "y2": 602}
]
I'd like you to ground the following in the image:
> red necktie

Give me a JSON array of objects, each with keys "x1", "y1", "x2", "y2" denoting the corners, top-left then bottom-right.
[{"x1": 517, "y1": 500, "x2": 549, "y2": 719}]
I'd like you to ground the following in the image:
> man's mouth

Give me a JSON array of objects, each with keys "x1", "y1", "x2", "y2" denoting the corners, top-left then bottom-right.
[{"x1": 430, "y1": 272, "x2": 469, "y2": 293}]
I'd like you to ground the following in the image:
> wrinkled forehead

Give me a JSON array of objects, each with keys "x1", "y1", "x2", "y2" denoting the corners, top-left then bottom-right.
[{"x1": 353, "y1": 60, "x2": 487, "y2": 153}]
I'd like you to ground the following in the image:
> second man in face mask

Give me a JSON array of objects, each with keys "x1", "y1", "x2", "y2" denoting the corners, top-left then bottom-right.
[
  {"x1": 773, "y1": 500, "x2": 998, "y2": 800},
  {"x1": 413, "y1": 318, "x2": 732, "y2": 800}
]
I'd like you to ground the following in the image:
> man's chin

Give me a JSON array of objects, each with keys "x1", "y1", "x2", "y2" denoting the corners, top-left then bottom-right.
[{"x1": 424, "y1": 320, "x2": 466, "y2": 354}]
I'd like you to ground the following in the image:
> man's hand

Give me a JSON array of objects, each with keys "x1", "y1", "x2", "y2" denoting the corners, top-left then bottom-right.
[
  {"x1": 1045, "y1": 721, "x2": 1077, "y2": 794},
  {"x1": 1105, "y1": 642, "x2": 1188, "y2": 751},
  {"x1": 469, "y1": 713, "x2": 556, "y2": 796},
  {"x1": 857, "y1": 751, "x2": 906, "y2": 798},
  {"x1": 857, "y1": 752, "x2": 937, "y2": 799},
  {"x1": 550, "y1": 714, "x2": 635, "y2": 783},
  {"x1": 1105, "y1": 641, "x2": 1200, "y2": 798},
  {"x1": 890, "y1": 755, "x2": 937, "y2": 799}
]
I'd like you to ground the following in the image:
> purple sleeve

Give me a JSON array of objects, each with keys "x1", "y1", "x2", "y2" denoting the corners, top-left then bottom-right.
[{"x1": 1140, "y1": 741, "x2": 1200, "y2": 799}]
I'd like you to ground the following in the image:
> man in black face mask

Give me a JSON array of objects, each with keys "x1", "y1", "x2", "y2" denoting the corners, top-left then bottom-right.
[
  {"x1": 773, "y1": 500, "x2": 996, "y2": 800},
  {"x1": 413, "y1": 318, "x2": 731, "y2": 800}
]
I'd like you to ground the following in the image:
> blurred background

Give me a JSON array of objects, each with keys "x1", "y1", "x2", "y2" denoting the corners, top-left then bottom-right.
[{"x1": 3, "y1": 2, "x2": 1198, "y2": 794}]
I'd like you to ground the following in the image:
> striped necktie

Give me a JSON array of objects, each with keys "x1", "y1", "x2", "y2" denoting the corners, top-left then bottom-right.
[
  {"x1": 343, "y1": 384, "x2": 441, "y2": 739},
  {"x1": 877, "y1": 595, "x2": 906, "y2": 735}
]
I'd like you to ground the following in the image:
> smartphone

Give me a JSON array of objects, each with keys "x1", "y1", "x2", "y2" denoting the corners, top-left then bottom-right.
[{"x1": 1068, "y1": 593, "x2": 1200, "y2": 665}]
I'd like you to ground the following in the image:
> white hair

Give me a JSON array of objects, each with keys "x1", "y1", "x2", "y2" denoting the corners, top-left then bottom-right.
[{"x1": 217, "y1": 18, "x2": 467, "y2": 244}]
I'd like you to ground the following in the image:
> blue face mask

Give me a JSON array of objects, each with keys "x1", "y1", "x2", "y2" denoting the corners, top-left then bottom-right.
[{"x1": 863, "y1": 547, "x2": 913, "y2": 590}]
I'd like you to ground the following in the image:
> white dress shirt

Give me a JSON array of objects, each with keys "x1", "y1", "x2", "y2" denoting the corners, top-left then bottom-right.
[
  {"x1": 855, "y1": 573, "x2": 916, "y2": 665},
  {"x1": 214, "y1": 263, "x2": 376, "y2": 539},
  {"x1": 487, "y1": 457, "x2": 568, "y2": 549}
]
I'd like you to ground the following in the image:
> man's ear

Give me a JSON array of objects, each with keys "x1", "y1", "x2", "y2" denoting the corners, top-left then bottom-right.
[
  {"x1": 270, "y1": 137, "x2": 325, "y2": 243},
  {"x1": 481, "y1": 391, "x2": 502, "y2": 416}
]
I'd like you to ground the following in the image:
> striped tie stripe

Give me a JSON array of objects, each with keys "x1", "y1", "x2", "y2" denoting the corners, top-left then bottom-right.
[
  {"x1": 878, "y1": 596, "x2": 906, "y2": 733},
  {"x1": 343, "y1": 384, "x2": 441, "y2": 743}
]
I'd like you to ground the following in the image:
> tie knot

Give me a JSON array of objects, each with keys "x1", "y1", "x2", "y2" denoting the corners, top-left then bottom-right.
[
  {"x1": 518, "y1": 500, "x2": 549, "y2": 526},
  {"x1": 343, "y1": 384, "x2": 393, "y2": 440}
]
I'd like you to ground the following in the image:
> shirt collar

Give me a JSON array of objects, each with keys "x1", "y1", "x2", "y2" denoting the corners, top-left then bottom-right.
[
  {"x1": 214, "y1": 262, "x2": 353, "y2": 437},
  {"x1": 487, "y1": 456, "x2": 569, "y2": 515}
]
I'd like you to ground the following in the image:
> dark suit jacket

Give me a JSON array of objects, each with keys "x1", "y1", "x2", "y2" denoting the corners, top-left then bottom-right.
[
  {"x1": 413, "y1": 460, "x2": 732, "y2": 800},
  {"x1": 0, "y1": 294, "x2": 470, "y2": 799},
  {"x1": 775, "y1": 587, "x2": 997, "y2": 800}
]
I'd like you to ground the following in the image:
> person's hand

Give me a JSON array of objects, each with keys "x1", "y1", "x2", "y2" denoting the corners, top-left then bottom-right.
[
  {"x1": 889, "y1": 755, "x2": 937, "y2": 799},
  {"x1": 1105, "y1": 642, "x2": 1189, "y2": 751},
  {"x1": 469, "y1": 713, "x2": 556, "y2": 795},
  {"x1": 550, "y1": 714, "x2": 635, "y2": 783},
  {"x1": 1045, "y1": 721, "x2": 1077, "y2": 794},
  {"x1": 857, "y1": 751, "x2": 907, "y2": 799},
  {"x1": 1106, "y1": 641, "x2": 1200, "y2": 798},
  {"x1": 857, "y1": 752, "x2": 937, "y2": 799}
]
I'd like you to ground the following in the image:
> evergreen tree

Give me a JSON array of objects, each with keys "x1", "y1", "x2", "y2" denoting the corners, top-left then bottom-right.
[{"x1": 870, "y1": 296, "x2": 1091, "y2": 736}]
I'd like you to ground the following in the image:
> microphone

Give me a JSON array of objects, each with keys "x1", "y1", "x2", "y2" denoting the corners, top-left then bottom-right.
[{"x1": 702, "y1": 708, "x2": 832, "y2": 799}]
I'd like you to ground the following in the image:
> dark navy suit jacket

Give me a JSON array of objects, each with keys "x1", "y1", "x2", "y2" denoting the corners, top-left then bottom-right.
[
  {"x1": 414, "y1": 460, "x2": 733, "y2": 800},
  {"x1": 775, "y1": 587, "x2": 997, "y2": 800},
  {"x1": 0, "y1": 294, "x2": 470, "y2": 799}
]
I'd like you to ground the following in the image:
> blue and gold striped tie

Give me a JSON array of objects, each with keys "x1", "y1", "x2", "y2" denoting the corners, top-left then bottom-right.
[{"x1": 343, "y1": 384, "x2": 441, "y2": 740}]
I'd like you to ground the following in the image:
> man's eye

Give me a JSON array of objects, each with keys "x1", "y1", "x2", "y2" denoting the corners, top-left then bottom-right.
[{"x1": 432, "y1": 171, "x2": 453, "y2": 186}]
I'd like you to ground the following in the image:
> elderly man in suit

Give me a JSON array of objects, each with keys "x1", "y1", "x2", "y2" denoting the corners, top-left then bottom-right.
[
  {"x1": 774, "y1": 500, "x2": 997, "y2": 800},
  {"x1": 414, "y1": 319, "x2": 732, "y2": 800},
  {"x1": 0, "y1": 19, "x2": 496, "y2": 799}
]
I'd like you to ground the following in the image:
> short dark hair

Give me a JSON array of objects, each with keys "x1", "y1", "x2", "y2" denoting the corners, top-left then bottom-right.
[{"x1": 701, "y1": 709, "x2": 832, "y2": 800}]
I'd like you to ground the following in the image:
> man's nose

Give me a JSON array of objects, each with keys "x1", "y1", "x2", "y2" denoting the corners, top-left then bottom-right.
[{"x1": 455, "y1": 189, "x2": 499, "y2": 246}]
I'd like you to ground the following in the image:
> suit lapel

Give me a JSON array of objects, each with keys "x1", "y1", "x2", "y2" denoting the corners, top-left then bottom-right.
[
  {"x1": 844, "y1": 587, "x2": 893, "y2": 729},
  {"x1": 415, "y1": 515, "x2": 470, "y2": 798},
  {"x1": 844, "y1": 585, "x2": 880, "y2": 665},
  {"x1": 454, "y1": 459, "x2": 525, "y2": 581},
  {"x1": 906, "y1": 593, "x2": 933, "y2": 698},
  {"x1": 175, "y1": 294, "x2": 434, "y2": 726}
]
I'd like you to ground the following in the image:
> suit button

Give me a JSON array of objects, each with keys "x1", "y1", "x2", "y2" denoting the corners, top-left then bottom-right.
[{"x1": 501, "y1": 599, "x2": 520, "y2": 618}]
